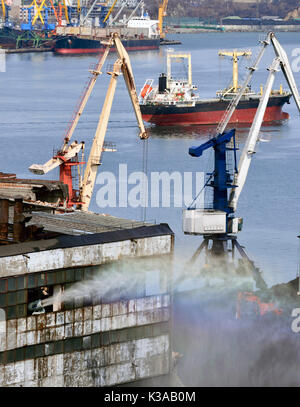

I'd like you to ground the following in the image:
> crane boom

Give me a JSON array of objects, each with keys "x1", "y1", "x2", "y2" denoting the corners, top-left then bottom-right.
[
  {"x1": 229, "y1": 33, "x2": 300, "y2": 212},
  {"x1": 270, "y1": 32, "x2": 300, "y2": 113},
  {"x1": 228, "y1": 58, "x2": 281, "y2": 212},
  {"x1": 113, "y1": 34, "x2": 147, "y2": 139},
  {"x1": 109, "y1": 0, "x2": 127, "y2": 25},
  {"x1": 79, "y1": 33, "x2": 147, "y2": 211},
  {"x1": 29, "y1": 32, "x2": 146, "y2": 211},
  {"x1": 62, "y1": 39, "x2": 113, "y2": 152},
  {"x1": 103, "y1": 0, "x2": 118, "y2": 22},
  {"x1": 124, "y1": 0, "x2": 143, "y2": 24},
  {"x1": 62, "y1": 0, "x2": 69, "y2": 24},
  {"x1": 32, "y1": 0, "x2": 46, "y2": 26},
  {"x1": 1, "y1": 0, "x2": 5, "y2": 19},
  {"x1": 79, "y1": 60, "x2": 122, "y2": 211},
  {"x1": 30, "y1": 142, "x2": 85, "y2": 175},
  {"x1": 81, "y1": 0, "x2": 98, "y2": 25},
  {"x1": 29, "y1": 39, "x2": 113, "y2": 176}
]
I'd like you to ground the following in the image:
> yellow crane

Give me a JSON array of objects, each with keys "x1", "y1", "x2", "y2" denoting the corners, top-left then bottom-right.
[
  {"x1": 62, "y1": 0, "x2": 70, "y2": 24},
  {"x1": 1, "y1": 0, "x2": 6, "y2": 20},
  {"x1": 29, "y1": 33, "x2": 147, "y2": 211},
  {"x1": 31, "y1": 0, "x2": 47, "y2": 26},
  {"x1": 103, "y1": 0, "x2": 118, "y2": 23},
  {"x1": 158, "y1": 0, "x2": 168, "y2": 39},
  {"x1": 218, "y1": 49, "x2": 252, "y2": 93}
]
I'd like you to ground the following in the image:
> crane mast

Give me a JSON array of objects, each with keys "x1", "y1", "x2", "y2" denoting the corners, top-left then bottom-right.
[
  {"x1": 218, "y1": 50, "x2": 252, "y2": 93},
  {"x1": 158, "y1": 0, "x2": 168, "y2": 39},
  {"x1": 216, "y1": 33, "x2": 272, "y2": 135}
]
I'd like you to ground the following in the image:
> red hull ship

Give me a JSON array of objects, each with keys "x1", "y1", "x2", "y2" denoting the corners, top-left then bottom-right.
[{"x1": 139, "y1": 51, "x2": 291, "y2": 126}]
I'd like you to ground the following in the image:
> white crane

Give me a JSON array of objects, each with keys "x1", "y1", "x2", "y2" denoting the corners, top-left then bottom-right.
[{"x1": 229, "y1": 32, "x2": 300, "y2": 212}]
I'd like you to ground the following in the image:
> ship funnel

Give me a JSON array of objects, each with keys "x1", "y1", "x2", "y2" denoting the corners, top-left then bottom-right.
[{"x1": 159, "y1": 73, "x2": 167, "y2": 93}]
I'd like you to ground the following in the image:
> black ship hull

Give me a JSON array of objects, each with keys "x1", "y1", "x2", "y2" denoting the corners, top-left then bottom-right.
[
  {"x1": 54, "y1": 36, "x2": 160, "y2": 54},
  {"x1": 140, "y1": 94, "x2": 291, "y2": 126}
]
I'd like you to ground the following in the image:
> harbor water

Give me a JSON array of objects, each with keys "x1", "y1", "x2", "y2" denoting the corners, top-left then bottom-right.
[{"x1": 1, "y1": 32, "x2": 300, "y2": 386}]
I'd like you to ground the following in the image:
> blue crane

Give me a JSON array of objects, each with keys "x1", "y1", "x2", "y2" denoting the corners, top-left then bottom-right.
[
  {"x1": 189, "y1": 128, "x2": 237, "y2": 215},
  {"x1": 183, "y1": 32, "x2": 300, "y2": 289}
]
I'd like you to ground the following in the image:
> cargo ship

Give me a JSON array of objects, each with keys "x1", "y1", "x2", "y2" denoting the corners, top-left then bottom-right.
[
  {"x1": 139, "y1": 51, "x2": 291, "y2": 126},
  {"x1": 54, "y1": 35, "x2": 160, "y2": 54},
  {"x1": 54, "y1": 10, "x2": 160, "y2": 55}
]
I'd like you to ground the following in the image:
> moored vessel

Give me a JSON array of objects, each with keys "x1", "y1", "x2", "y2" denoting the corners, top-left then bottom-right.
[
  {"x1": 139, "y1": 50, "x2": 291, "y2": 126},
  {"x1": 54, "y1": 7, "x2": 160, "y2": 55}
]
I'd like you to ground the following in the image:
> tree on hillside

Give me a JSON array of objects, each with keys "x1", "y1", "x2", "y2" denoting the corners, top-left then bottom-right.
[{"x1": 144, "y1": 0, "x2": 300, "y2": 19}]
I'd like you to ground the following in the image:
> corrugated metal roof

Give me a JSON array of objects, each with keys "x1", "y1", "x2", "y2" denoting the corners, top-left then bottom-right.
[
  {"x1": 28, "y1": 211, "x2": 153, "y2": 235},
  {"x1": 0, "y1": 223, "x2": 174, "y2": 258}
]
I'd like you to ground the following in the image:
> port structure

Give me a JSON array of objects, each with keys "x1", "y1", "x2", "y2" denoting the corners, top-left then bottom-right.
[
  {"x1": 183, "y1": 32, "x2": 300, "y2": 288},
  {"x1": 20, "y1": 0, "x2": 56, "y2": 31},
  {"x1": 29, "y1": 32, "x2": 147, "y2": 211}
]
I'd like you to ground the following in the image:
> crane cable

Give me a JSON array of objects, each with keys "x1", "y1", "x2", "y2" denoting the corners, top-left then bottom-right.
[{"x1": 141, "y1": 137, "x2": 148, "y2": 222}]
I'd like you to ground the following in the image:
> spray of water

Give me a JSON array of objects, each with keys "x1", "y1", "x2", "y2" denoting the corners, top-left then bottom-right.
[
  {"x1": 37, "y1": 252, "x2": 300, "y2": 386},
  {"x1": 41, "y1": 251, "x2": 255, "y2": 309},
  {"x1": 42, "y1": 260, "x2": 153, "y2": 308}
]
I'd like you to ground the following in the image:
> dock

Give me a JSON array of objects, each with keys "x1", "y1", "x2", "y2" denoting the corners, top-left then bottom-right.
[{"x1": 4, "y1": 47, "x2": 52, "y2": 54}]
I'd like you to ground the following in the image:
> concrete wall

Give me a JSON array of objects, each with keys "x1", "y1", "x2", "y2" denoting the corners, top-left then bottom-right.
[
  {"x1": 0, "y1": 294, "x2": 171, "y2": 386},
  {"x1": 0, "y1": 230, "x2": 173, "y2": 386},
  {"x1": 1, "y1": 337, "x2": 170, "y2": 387},
  {"x1": 0, "y1": 235, "x2": 172, "y2": 278}
]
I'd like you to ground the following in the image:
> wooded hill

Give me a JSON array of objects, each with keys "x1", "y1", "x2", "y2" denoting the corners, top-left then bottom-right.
[{"x1": 145, "y1": 0, "x2": 300, "y2": 21}]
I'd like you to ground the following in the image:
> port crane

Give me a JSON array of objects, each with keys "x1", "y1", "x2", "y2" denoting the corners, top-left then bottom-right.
[
  {"x1": 1, "y1": 0, "x2": 12, "y2": 26},
  {"x1": 158, "y1": 0, "x2": 168, "y2": 39},
  {"x1": 183, "y1": 32, "x2": 300, "y2": 288},
  {"x1": 108, "y1": 0, "x2": 130, "y2": 26},
  {"x1": 218, "y1": 49, "x2": 252, "y2": 93},
  {"x1": 29, "y1": 32, "x2": 147, "y2": 211},
  {"x1": 216, "y1": 31, "x2": 300, "y2": 135}
]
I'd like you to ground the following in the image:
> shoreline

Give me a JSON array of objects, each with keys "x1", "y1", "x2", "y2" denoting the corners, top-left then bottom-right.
[{"x1": 168, "y1": 26, "x2": 300, "y2": 33}]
